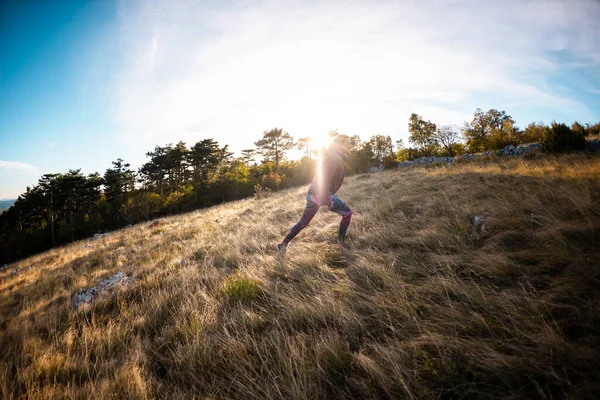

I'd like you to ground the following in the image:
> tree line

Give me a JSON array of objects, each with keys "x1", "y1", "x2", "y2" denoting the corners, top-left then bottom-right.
[
  {"x1": 1, "y1": 109, "x2": 598, "y2": 263},
  {"x1": 399, "y1": 108, "x2": 600, "y2": 160}
]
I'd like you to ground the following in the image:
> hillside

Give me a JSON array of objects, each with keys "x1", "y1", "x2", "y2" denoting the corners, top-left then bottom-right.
[
  {"x1": 1, "y1": 153, "x2": 599, "y2": 399},
  {"x1": 0, "y1": 199, "x2": 15, "y2": 212}
]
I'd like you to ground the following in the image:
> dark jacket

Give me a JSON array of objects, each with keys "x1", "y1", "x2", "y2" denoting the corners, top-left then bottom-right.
[{"x1": 307, "y1": 149, "x2": 347, "y2": 204}]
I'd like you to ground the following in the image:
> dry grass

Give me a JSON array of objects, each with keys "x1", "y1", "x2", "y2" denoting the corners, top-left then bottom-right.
[{"x1": 1, "y1": 153, "x2": 600, "y2": 399}]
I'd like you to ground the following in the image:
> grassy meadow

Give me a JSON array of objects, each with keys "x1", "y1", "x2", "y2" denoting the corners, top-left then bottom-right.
[{"x1": 1, "y1": 153, "x2": 599, "y2": 399}]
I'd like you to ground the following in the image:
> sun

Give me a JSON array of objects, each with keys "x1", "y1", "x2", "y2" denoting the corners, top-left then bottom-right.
[{"x1": 310, "y1": 134, "x2": 331, "y2": 155}]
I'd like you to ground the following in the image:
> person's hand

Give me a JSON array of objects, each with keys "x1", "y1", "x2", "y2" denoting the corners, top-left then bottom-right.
[{"x1": 319, "y1": 194, "x2": 333, "y2": 212}]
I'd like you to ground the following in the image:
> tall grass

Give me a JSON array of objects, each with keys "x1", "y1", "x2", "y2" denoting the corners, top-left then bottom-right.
[{"x1": 1, "y1": 153, "x2": 599, "y2": 399}]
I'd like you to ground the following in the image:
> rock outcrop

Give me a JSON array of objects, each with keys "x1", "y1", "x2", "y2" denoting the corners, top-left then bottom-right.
[
  {"x1": 92, "y1": 233, "x2": 108, "y2": 241},
  {"x1": 398, "y1": 143, "x2": 542, "y2": 168},
  {"x1": 72, "y1": 272, "x2": 133, "y2": 310},
  {"x1": 397, "y1": 139, "x2": 600, "y2": 169}
]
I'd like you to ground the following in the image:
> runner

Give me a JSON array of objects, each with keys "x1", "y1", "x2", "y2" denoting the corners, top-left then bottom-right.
[{"x1": 276, "y1": 134, "x2": 353, "y2": 251}]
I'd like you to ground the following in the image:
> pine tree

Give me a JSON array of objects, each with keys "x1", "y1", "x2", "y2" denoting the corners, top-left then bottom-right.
[
  {"x1": 254, "y1": 128, "x2": 295, "y2": 173},
  {"x1": 241, "y1": 149, "x2": 256, "y2": 166},
  {"x1": 297, "y1": 137, "x2": 312, "y2": 159},
  {"x1": 38, "y1": 173, "x2": 59, "y2": 246},
  {"x1": 104, "y1": 159, "x2": 136, "y2": 227}
]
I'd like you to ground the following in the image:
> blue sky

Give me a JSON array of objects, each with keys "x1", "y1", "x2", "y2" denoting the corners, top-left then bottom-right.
[{"x1": 1, "y1": 0, "x2": 599, "y2": 199}]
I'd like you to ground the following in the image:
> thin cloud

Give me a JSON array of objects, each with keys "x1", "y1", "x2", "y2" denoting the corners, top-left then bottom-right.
[
  {"x1": 0, "y1": 161, "x2": 39, "y2": 174},
  {"x1": 113, "y1": 0, "x2": 600, "y2": 153}
]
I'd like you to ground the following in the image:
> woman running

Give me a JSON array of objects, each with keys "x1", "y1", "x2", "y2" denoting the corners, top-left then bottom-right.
[{"x1": 276, "y1": 134, "x2": 353, "y2": 251}]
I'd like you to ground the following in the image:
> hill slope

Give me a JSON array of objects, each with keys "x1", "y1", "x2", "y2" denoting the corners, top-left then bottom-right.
[
  {"x1": 0, "y1": 199, "x2": 15, "y2": 212},
  {"x1": 1, "y1": 154, "x2": 599, "y2": 399}
]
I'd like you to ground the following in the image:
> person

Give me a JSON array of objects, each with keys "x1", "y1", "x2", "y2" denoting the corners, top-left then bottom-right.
[{"x1": 276, "y1": 134, "x2": 353, "y2": 252}]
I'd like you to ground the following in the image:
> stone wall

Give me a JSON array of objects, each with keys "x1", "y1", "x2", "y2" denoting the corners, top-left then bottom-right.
[{"x1": 397, "y1": 139, "x2": 600, "y2": 168}]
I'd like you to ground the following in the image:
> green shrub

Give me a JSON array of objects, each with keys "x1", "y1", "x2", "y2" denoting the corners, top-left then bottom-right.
[
  {"x1": 450, "y1": 142, "x2": 467, "y2": 156},
  {"x1": 396, "y1": 148, "x2": 411, "y2": 162},
  {"x1": 383, "y1": 155, "x2": 398, "y2": 169},
  {"x1": 541, "y1": 121, "x2": 586, "y2": 153},
  {"x1": 522, "y1": 122, "x2": 547, "y2": 143},
  {"x1": 162, "y1": 191, "x2": 186, "y2": 214},
  {"x1": 222, "y1": 273, "x2": 262, "y2": 304}
]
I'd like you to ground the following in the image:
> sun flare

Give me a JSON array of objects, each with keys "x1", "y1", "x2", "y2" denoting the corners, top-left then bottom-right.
[{"x1": 310, "y1": 134, "x2": 331, "y2": 156}]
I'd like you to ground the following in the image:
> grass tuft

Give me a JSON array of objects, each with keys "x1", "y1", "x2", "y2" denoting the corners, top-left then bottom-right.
[{"x1": 222, "y1": 272, "x2": 262, "y2": 304}]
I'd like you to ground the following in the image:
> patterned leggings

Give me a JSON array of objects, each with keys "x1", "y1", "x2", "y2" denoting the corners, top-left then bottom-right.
[{"x1": 282, "y1": 193, "x2": 353, "y2": 245}]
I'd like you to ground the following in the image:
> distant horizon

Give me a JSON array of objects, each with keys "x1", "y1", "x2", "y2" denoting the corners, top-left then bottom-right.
[{"x1": 2, "y1": 0, "x2": 599, "y2": 199}]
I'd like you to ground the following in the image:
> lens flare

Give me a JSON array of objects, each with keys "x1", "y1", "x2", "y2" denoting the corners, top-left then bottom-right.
[
  {"x1": 311, "y1": 134, "x2": 329, "y2": 150},
  {"x1": 310, "y1": 134, "x2": 332, "y2": 158}
]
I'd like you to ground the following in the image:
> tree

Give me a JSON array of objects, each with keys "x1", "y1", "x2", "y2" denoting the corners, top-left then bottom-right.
[
  {"x1": 522, "y1": 122, "x2": 547, "y2": 143},
  {"x1": 297, "y1": 137, "x2": 312, "y2": 159},
  {"x1": 124, "y1": 191, "x2": 162, "y2": 222},
  {"x1": 167, "y1": 141, "x2": 190, "y2": 190},
  {"x1": 541, "y1": 121, "x2": 586, "y2": 153},
  {"x1": 54, "y1": 169, "x2": 87, "y2": 241},
  {"x1": 140, "y1": 145, "x2": 170, "y2": 196},
  {"x1": 350, "y1": 135, "x2": 362, "y2": 150},
  {"x1": 464, "y1": 108, "x2": 520, "y2": 151},
  {"x1": 586, "y1": 122, "x2": 600, "y2": 136},
  {"x1": 188, "y1": 139, "x2": 222, "y2": 197},
  {"x1": 463, "y1": 108, "x2": 488, "y2": 152},
  {"x1": 434, "y1": 125, "x2": 460, "y2": 156},
  {"x1": 408, "y1": 113, "x2": 437, "y2": 155},
  {"x1": 254, "y1": 128, "x2": 295, "y2": 173},
  {"x1": 38, "y1": 173, "x2": 59, "y2": 246},
  {"x1": 487, "y1": 111, "x2": 521, "y2": 149},
  {"x1": 241, "y1": 149, "x2": 256, "y2": 166},
  {"x1": 222, "y1": 158, "x2": 252, "y2": 199},
  {"x1": 188, "y1": 139, "x2": 222, "y2": 181},
  {"x1": 571, "y1": 121, "x2": 587, "y2": 138},
  {"x1": 395, "y1": 139, "x2": 410, "y2": 161},
  {"x1": 187, "y1": 139, "x2": 232, "y2": 206},
  {"x1": 83, "y1": 172, "x2": 103, "y2": 233},
  {"x1": 104, "y1": 159, "x2": 136, "y2": 227},
  {"x1": 348, "y1": 138, "x2": 375, "y2": 173},
  {"x1": 369, "y1": 135, "x2": 393, "y2": 161}
]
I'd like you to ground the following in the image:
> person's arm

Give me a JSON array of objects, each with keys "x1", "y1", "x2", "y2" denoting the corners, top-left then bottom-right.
[{"x1": 328, "y1": 157, "x2": 345, "y2": 196}]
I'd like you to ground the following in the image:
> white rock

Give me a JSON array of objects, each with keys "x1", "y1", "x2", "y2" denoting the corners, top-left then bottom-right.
[{"x1": 72, "y1": 272, "x2": 133, "y2": 310}]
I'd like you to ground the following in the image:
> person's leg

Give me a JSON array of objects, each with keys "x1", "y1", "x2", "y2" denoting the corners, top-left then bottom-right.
[
  {"x1": 280, "y1": 195, "x2": 319, "y2": 246},
  {"x1": 329, "y1": 194, "x2": 353, "y2": 242}
]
